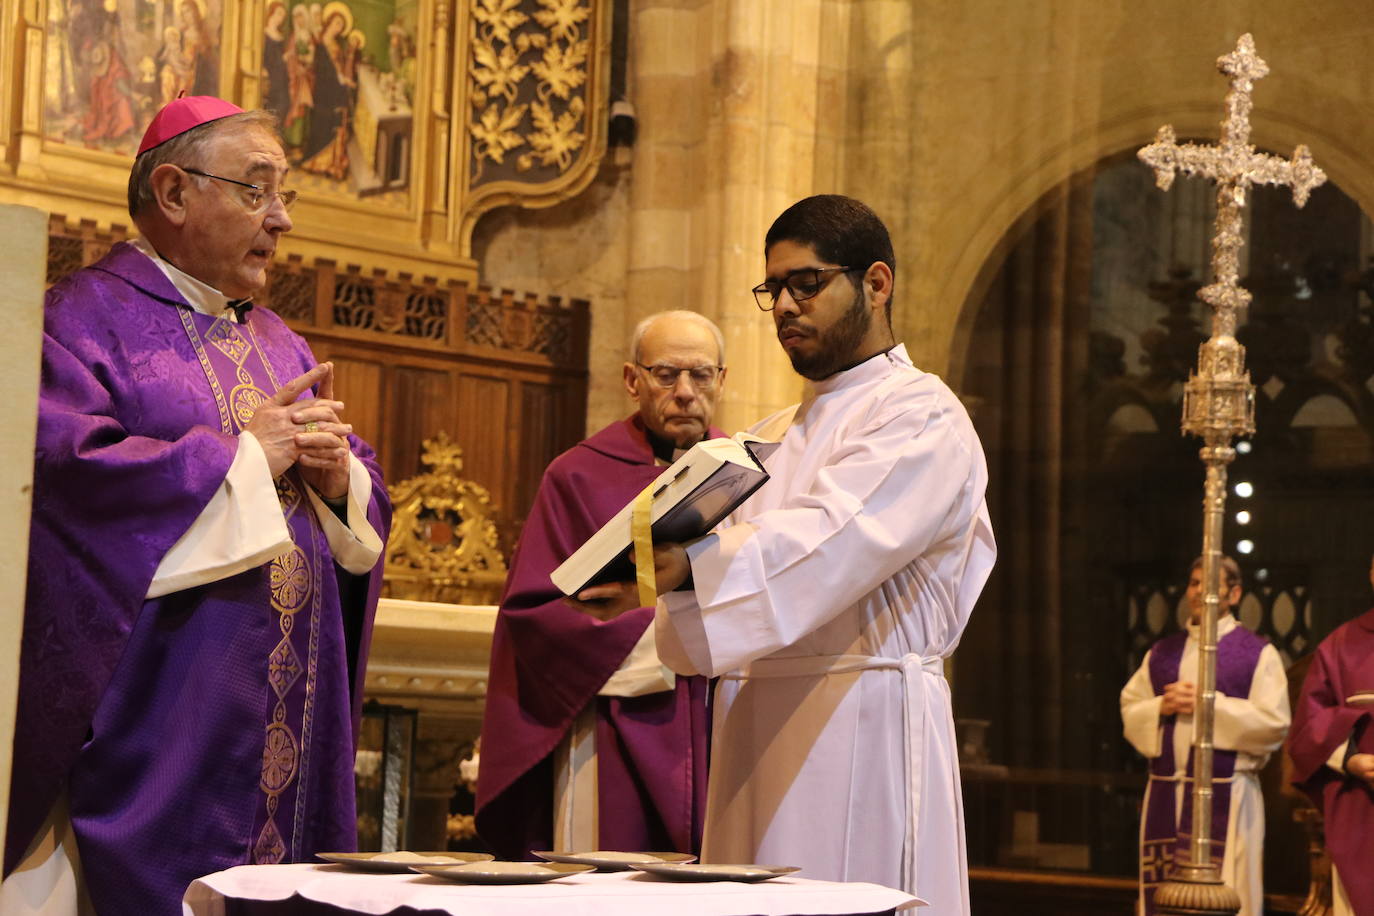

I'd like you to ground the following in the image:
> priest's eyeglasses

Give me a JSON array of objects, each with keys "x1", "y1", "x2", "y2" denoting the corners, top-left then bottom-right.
[
  {"x1": 636, "y1": 364, "x2": 724, "y2": 389},
  {"x1": 752, "y1": 266, "x2": 861, "y2": 311},
  {"x1": 181, "y1": 167, "x2": 299, "y2": 214}
]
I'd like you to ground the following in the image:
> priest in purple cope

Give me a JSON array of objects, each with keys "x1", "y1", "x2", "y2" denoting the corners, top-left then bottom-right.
[
  {"x1": 1, "y1": 98, "x2": 390, "y2": 916},
  {"x1": 1288, "y1": 553, "x2": 1374, "y2": 916},
  {"x1": 476, "y1": 311, "x2": 721, "y2": 858}
]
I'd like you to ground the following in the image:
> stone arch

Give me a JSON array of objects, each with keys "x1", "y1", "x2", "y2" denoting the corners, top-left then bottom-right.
[{"x1": 946, "y1": 108, "x2": 1374, "y2": 389}]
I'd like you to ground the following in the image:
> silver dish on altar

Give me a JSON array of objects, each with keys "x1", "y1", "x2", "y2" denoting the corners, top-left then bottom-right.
[
  {"x1": 532, "y1": 850, "x2": 697, "y2": 871},
  {"x1": 411, "y1": 861, "x2": 595, "y2": 884},
  {"x1": 316, "y1": 851, "x2": 494, "y2": 872},
  {"x1": 628, "y1": 862, "x2": 801, "y2": 882}
]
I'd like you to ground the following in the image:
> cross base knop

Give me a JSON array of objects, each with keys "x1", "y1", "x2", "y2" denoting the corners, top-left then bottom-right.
[{"x1": 1154, "y1": 865, "x2": 1242, "y2": 916}]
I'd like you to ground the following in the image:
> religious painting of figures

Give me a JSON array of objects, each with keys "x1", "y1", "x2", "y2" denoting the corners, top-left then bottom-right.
[
  {"x1": 262, "y1": 0, "x2": 418, "y2": 203},
  {"x1": 44, "y1": 0, "x2": 223, "y2": 156}
]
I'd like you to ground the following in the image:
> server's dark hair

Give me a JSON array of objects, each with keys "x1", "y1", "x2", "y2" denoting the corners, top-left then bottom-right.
[{"x1": 764, "y1": 195, "x2": 896, "y2": 320}]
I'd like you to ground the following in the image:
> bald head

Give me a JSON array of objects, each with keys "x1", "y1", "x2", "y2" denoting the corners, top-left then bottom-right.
[
  {"x1": 624, "y1": 311, "x2": 727, "y2": 449},
  {"x1": 629, "y1": 310, "x2": 725, "y2": 365}
]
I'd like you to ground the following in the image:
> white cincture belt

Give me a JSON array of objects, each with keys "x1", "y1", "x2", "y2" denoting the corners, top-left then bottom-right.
[
  {"x1": 721, "y1": 652, "x2": 944, "y2": 898},
  {"x1": 722, "y1": 652, "x2": 944, "y2": 680}
]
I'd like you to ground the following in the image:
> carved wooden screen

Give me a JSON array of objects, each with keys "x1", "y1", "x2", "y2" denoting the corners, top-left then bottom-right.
[{"x1": 45, "y1": 216, "x2": 589, "y2": 545}]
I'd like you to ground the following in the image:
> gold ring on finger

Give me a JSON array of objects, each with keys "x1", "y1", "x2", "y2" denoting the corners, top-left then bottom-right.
[{"x1": 303, "y1": 421, "x2": 320, "y2": 433}]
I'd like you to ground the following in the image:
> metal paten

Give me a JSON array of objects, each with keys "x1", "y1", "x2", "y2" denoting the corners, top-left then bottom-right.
[{"x1": 1137, "y1": 33, "x2": 1326, "y2": 915}]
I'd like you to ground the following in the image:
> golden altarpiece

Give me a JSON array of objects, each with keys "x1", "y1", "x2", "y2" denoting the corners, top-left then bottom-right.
[{"x1": 0, "y1": 0, "x2": 615, "y2": 851}]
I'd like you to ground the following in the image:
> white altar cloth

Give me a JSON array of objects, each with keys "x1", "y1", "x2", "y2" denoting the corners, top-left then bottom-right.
[{"x1": 182, "y1": 864, "x2": 923, "y2": 915}]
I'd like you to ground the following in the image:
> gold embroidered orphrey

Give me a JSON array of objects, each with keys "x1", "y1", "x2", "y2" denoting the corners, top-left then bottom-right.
[
  {"x1": 180, "y1": 310, "x2": 325, "y2": 864},
  {"x1": 1137, "y1": 33, "x2": 1326, "y2": 916}
]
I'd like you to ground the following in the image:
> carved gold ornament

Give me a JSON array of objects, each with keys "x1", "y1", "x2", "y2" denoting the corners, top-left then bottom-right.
[
  {"x1": 467, "y1": 0, "x2": 596, "y2": 182},
  {"x1": 383, "y1": 432, "x2": 508, "y2": 605}
]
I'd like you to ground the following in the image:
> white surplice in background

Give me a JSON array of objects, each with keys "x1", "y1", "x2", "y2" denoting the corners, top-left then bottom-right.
[{"x1": 1119, "y1": 615, "x2": 1291, "y2": 916}]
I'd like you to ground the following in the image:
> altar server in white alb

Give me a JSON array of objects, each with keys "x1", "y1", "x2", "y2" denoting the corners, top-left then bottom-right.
[
  {"x1": 650, "y1": 195, "x2": 996, "y2": 912},
  {"x1": 1120, "y1": 557, "x2": 1290, "y2": 916}
]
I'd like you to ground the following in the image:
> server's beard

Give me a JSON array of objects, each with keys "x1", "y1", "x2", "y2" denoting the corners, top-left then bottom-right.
[{"x1": 787, "y1": 288, "x2": 871, "y2": 380}]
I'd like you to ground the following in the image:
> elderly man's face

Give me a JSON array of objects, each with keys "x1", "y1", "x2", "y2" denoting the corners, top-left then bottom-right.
[
  {"x1": 624, "y1": 316, "x2": 724, "y2": 449},
  {"x1": 178, "y1": 122, "x2": 292, "y2": 298}
]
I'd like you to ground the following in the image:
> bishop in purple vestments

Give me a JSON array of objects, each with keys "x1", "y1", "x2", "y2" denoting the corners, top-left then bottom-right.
[
  {"x1": 1288, "y1": 556, "x2": 1374, "y2": 916},
  {"x1": 475, "y1": 312, "x2": 721, "y2": 859},
  {"x1": 2, "y1": 99, "x2": 390, "y2": 916}
]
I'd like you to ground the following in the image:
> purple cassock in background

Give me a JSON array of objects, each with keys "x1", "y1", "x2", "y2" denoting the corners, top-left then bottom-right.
[
  {"x1": 4, "y1": 242, "x2": 391, "y2": 914},
  {"x1": 476, "y1": 416, "x2": 711, "y2": 859},
  {"x1": 1288, "y1": 608, "x2": 1374, "y2": 916}
]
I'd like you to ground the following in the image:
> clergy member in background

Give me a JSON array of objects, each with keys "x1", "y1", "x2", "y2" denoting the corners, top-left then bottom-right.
[
  {"x1": 1120, "y1": 556, "x2": 1290, "y2": 916},
  {"x1": 475, "y1": 310, "x2": 721, "y2": 858},
  {"x1": 649, "y1": 195, "x2": 996, "y2": 912},
  {"x1": 1287, "y1": 552, "x2": 1374, "y2": 916},
  {"x1": 1, "y1": 97, "x2": 390, "y2": 916}
]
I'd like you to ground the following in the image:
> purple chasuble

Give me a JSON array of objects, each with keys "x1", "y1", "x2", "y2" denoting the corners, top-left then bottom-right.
[
  {"x1": 5, "y1": 243, "x2": 391, "y2": 915},
  {"x1": 1139, "y1": 623, "x2": 1267, "y2": 914},
  {"x1": 476, "y1": 416, "x2": 713, "y2": 859},
  {"x1": 1289, "y1": 608, "x2": 1374, "y2": 916}
]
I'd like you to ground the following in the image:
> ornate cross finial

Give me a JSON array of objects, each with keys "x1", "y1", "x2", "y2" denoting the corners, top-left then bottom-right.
[
  {"x1": 1140, "y1": 34, "x2": 1323, "y2": 207},
  {"x1": 1138, "y1": 35, "x2": 1326, "y2": 916},
  {"x1": 1138, "y1": 32, "x2": 1326, "y2": 439}
]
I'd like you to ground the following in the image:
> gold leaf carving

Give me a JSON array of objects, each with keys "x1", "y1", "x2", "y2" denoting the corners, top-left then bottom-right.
[
  {"x1": 466, "y1": 0, "x2": 593, "y2": 182},
  {"x1": 472, "y1": 102, "x2": 529, "y2": 165},
  {"x1": 472, "y1": 0, "x2": 529, "y2": 45},
  {"x1": 530, "y1": 39, "x2": 587, "y2": 100},
  {"x1": 533, "y1": 0, "x2": 590, "y2": 43},
  {"x1": 471, "y1": 41, "x2": 530, "y2": 103},
  {"x1": 520, "y1": 96, "x2": 585, "y2": 171},
  {"x1": 383, "y1": 432, "x2": 508, "y2": 606}
]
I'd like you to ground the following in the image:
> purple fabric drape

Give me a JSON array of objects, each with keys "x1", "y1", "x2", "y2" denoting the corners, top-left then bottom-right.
[
  {"x1": 5, "y1": 242, "x2": 391, "y2": 915},
  {"x1": 476, "y1": 416, "x2": 712, "y2": 859},
  {"x1": 1139, "y1": 624, "x2": 1266, "y2": 913},
  {"x1": 1288, "y1": 608, "x2": 1374, "y2": 916}
]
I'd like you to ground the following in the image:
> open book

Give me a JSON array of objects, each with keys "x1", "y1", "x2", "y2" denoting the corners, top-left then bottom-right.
[{"x1": 550, "y1": 433, "x2": 779, "y2": 597}]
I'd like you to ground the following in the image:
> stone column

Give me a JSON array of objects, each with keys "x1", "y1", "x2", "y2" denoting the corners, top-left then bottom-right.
[{"x1": 627, "y1": 0, "x2": 857, "y2": 430}]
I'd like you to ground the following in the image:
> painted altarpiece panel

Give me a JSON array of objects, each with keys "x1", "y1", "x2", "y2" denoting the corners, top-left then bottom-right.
[
  {"x1": 42, "y1": 0, "x2": 226, "y2": 156},
  {"x1": 0, "y1": 0, "x2": 612, "y2": 280}
]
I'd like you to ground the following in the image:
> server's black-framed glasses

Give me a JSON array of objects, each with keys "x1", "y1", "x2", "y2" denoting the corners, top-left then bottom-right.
[
  {"x1": 180, "y1": 166, "x2": 299, "y2": 214},
  {"x1": 752, "y1": 266, "x2": 862, "y2": 311},
  {"x1": 635, "y1": 363, "x2": 725, "y2": 389}
]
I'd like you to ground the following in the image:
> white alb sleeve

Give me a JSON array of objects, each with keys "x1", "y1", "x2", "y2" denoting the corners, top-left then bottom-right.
[
  {"x1": 302, "y1": 453, "x2": 384, "y2": 575},
  {"x1": 147, "y1": 431, "x2": 291, "y2": 598},
  {"x1": 1120, "y1": 652, "x2": 1164, "y2": 759}
]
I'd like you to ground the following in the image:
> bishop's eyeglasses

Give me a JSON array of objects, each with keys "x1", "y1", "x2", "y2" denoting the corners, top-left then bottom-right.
[
  {"x1": 636, "y1": 364, "x2": 724, "y2": 389},
  {"x1": 752, "y1": 266, "x2": 861, "y2": 311},
  {"x1": 181, "y1": 167, "x2": 299, "y2": 214}
]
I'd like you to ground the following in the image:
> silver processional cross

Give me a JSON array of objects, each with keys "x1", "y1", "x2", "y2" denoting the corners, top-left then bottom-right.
[{"x1": 1137, "y1": 33, "x2": 1325, "y2": 916}]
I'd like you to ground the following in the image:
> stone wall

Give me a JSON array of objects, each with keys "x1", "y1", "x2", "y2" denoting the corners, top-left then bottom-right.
[{"x1": 474, "y1": 0, "x2": 1374, "y2": 430}]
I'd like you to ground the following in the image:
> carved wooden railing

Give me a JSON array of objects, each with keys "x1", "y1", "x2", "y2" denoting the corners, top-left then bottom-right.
[{"x1": 45, "y1": 215, "x2": 590, "y2": 372}]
